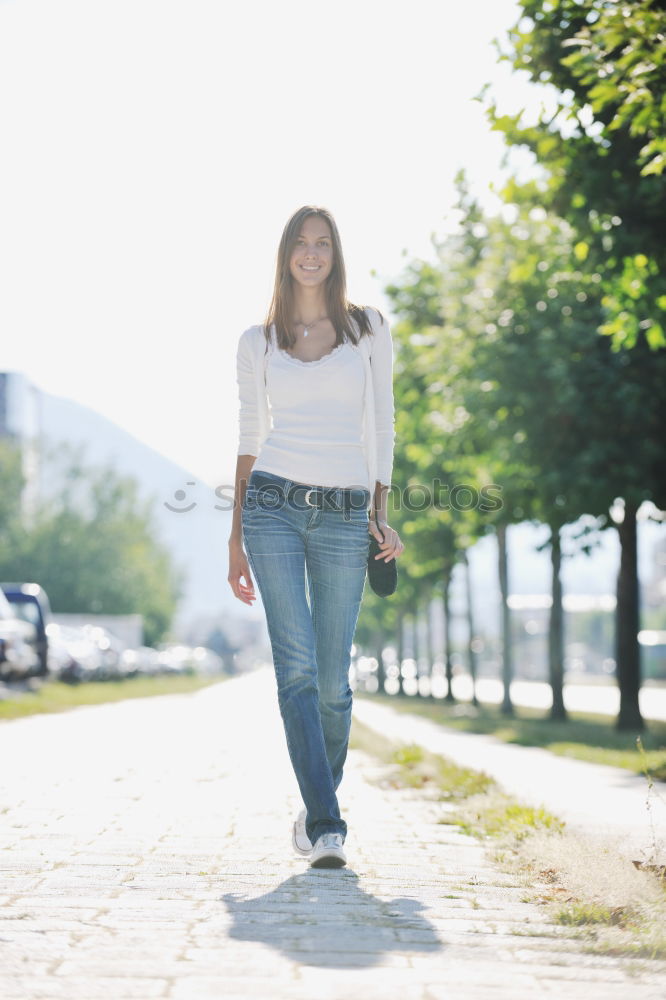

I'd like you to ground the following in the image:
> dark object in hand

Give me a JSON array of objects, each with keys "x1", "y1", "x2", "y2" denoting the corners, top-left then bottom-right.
[{"x1": 367, "y1": 524, "x2": 398, "y2": 597}]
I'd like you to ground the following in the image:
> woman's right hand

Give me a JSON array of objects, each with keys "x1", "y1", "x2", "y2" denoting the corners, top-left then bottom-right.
[{"x1": 228, "y1": 539, "x2": 256, "y2": 605}]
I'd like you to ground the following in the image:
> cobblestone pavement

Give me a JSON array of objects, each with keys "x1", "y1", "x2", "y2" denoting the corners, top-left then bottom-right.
[{"x1": 1, "y1": 667, "x2": 664, "y2": 1000}]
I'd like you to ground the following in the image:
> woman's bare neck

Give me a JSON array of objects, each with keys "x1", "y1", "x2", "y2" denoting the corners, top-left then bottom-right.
[{"x1": 292, "y1": 288, "x2": 328, "y2": 327}]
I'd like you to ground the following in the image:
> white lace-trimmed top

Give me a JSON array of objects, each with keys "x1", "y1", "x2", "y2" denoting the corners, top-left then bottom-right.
[{"x1": 235, "y1": 307, "x2": 395, "y2": 494}]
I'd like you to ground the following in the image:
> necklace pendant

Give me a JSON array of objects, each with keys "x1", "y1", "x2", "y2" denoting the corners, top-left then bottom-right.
[{"x1": 303, "y1": 327, "x2": 309, "y2": 337}]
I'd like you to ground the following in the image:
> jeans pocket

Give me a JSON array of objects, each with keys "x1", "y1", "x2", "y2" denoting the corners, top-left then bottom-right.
[
  {"x1": 243, "y1": 485, "x2": 287, "y2": 518},
  {"x1": 345, "y1": 507, "x2": 370, "y2": 527}
]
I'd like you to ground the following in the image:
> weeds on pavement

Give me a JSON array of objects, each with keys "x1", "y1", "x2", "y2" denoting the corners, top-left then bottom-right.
[
  {"x1": 635, "y1": 735, "x2": 666, "y2": 876},
  {"x1": 350, "y1": 716, "x2": 666, "y2": 962}
]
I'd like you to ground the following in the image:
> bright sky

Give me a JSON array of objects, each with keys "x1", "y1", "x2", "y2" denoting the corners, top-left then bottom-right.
[{"x1": 0, "y1": 0, "x2": 543, "y2": 489}]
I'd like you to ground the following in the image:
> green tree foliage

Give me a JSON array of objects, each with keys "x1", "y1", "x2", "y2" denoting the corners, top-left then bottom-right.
[
  {"x1": 0, "y1": 438, "x2": 26, "y2": 545},
  {"x1": 484, "y1": 0, "x2": 666, "y2": 348},
  {"x1": 384, "y1": 171, "x2": 666, "y2": 728},
  {"x1": 0, "y1": 442, "x2": 185, "y2": 646}
]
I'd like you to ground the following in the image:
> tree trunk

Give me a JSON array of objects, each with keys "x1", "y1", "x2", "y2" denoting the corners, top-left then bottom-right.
[
  {"x1": 497, "y1": 522, "x2": 514, "y2": 716},
  {"x1": 415, "y1": 601, "x2": 428, "y2": 696},
  {"x1": 425, "y1": 595, "x2": 436, "y2": 700},
  {"x1": 397, "y1": 610, "x2": 405, "y2": 695},
  {"x1": 442, "y1": 567, "x2": 455, "y2": 702},
  {"x1": 408, "y1": 610, "x2": 417, "y2": 661},
  {"x1": 375, "y1": 630, "x2": 385, "y2": 696},
  {"x1": 462, "y1": 549, "x2": 479, "y2": 707},
  {"x1": 615, "y1": 498, "x2": 644, "y2": 731},
  {"x1": 548, "y1": 525, "x2": 567, "y2": 721},
  {"x1": 408, "y1": 605, "x2": 419, "y2": 697}
]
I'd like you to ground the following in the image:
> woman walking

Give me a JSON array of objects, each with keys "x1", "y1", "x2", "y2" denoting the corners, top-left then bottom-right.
[{"x1": 228, "y1": 205, "x2": 403, "y2": 868}]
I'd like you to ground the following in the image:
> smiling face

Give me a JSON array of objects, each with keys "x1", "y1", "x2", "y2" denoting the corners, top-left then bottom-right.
[{"x1": 288, "y1": 215, "x2": 334, "y2": 289}]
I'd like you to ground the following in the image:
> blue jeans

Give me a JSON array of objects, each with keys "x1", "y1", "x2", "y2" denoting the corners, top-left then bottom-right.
[{"x1": 241, "y1": 469, "x2": 371, "y2": 845}]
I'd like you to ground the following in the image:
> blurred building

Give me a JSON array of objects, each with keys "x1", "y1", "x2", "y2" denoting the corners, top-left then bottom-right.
[{"x1": 0, "y1": 372, "x2": 42, "y2": 522}]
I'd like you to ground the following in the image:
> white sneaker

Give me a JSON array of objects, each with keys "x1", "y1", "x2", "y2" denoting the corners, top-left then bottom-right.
[
  {"x1": 292, "y1": 808, "x2": 312, "y2": 856},
  {"x1": 310, "y1": 832, "x2": 347, "y2": 869}
]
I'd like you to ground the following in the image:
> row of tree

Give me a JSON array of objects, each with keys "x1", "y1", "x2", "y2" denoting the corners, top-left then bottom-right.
[{"x1": 356, "y1": 0, "x2": 666, "y2": 731}]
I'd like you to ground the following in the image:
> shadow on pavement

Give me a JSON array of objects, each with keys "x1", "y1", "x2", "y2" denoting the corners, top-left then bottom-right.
[{"x1": 220, "y1": 869, "x2": 443, "y2": 967}]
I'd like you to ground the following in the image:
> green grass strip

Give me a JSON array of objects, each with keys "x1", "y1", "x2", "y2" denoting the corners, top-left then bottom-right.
[
  {"x1": 0, "y1": 673, "x2": 227, "y2": 721},
  {"x1": 356, "y1": 690, "x2": 666, "y2": 778}
]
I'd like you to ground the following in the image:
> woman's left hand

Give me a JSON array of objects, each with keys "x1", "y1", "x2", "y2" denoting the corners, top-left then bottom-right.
[{"x1": 369, "y1": 518, "x2": 404, "y2": 562}]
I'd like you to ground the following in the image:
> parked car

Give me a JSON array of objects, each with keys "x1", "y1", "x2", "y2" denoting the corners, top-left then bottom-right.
[
  {"x1": 119, "y1": 645, "x2": 162, "y2": 677},
  {"x1": 45, "y1": 623, "x2": 104, "y2": 683},
  {"x1": 1, "y1": 583, "x2": 52, "y2": 677},
  {"x1": 81, "y1": 624, "x2": 125, "y2": 681},
  {"x1": 0, "y1": 588, "x2": 41, "y2": 679},
  {"x1": 44, "y1": 623, "x2": 84, "y2": 682}
]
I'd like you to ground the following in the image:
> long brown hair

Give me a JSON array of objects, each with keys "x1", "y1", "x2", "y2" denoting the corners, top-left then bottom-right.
[{"x1": 263, "y1": 205, "x2": 382, "y2": 352}]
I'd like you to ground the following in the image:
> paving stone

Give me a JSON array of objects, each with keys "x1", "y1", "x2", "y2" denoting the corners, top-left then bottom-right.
[
  {"x1": 0, "y1": 911, "x2": 102, "y2": 932},
  {"x1": 0, "y1": 976, "x2": 168, "y2": 998},
  {"x1": 0, "y1": 876, "x2": 47, "y2": 892},
  {"x1": 0, "y1": 962, "x2": 54, "y2": 977}
]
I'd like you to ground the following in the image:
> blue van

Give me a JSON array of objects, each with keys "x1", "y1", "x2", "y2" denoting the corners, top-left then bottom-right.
[{"x1": 1, "y1": 583, "x2": 51, "y2": 677}]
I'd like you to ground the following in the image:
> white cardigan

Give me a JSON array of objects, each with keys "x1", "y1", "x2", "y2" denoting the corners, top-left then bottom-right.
[{"x1": 236, "y1": 307, "x2": 395, "y2": 494}]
